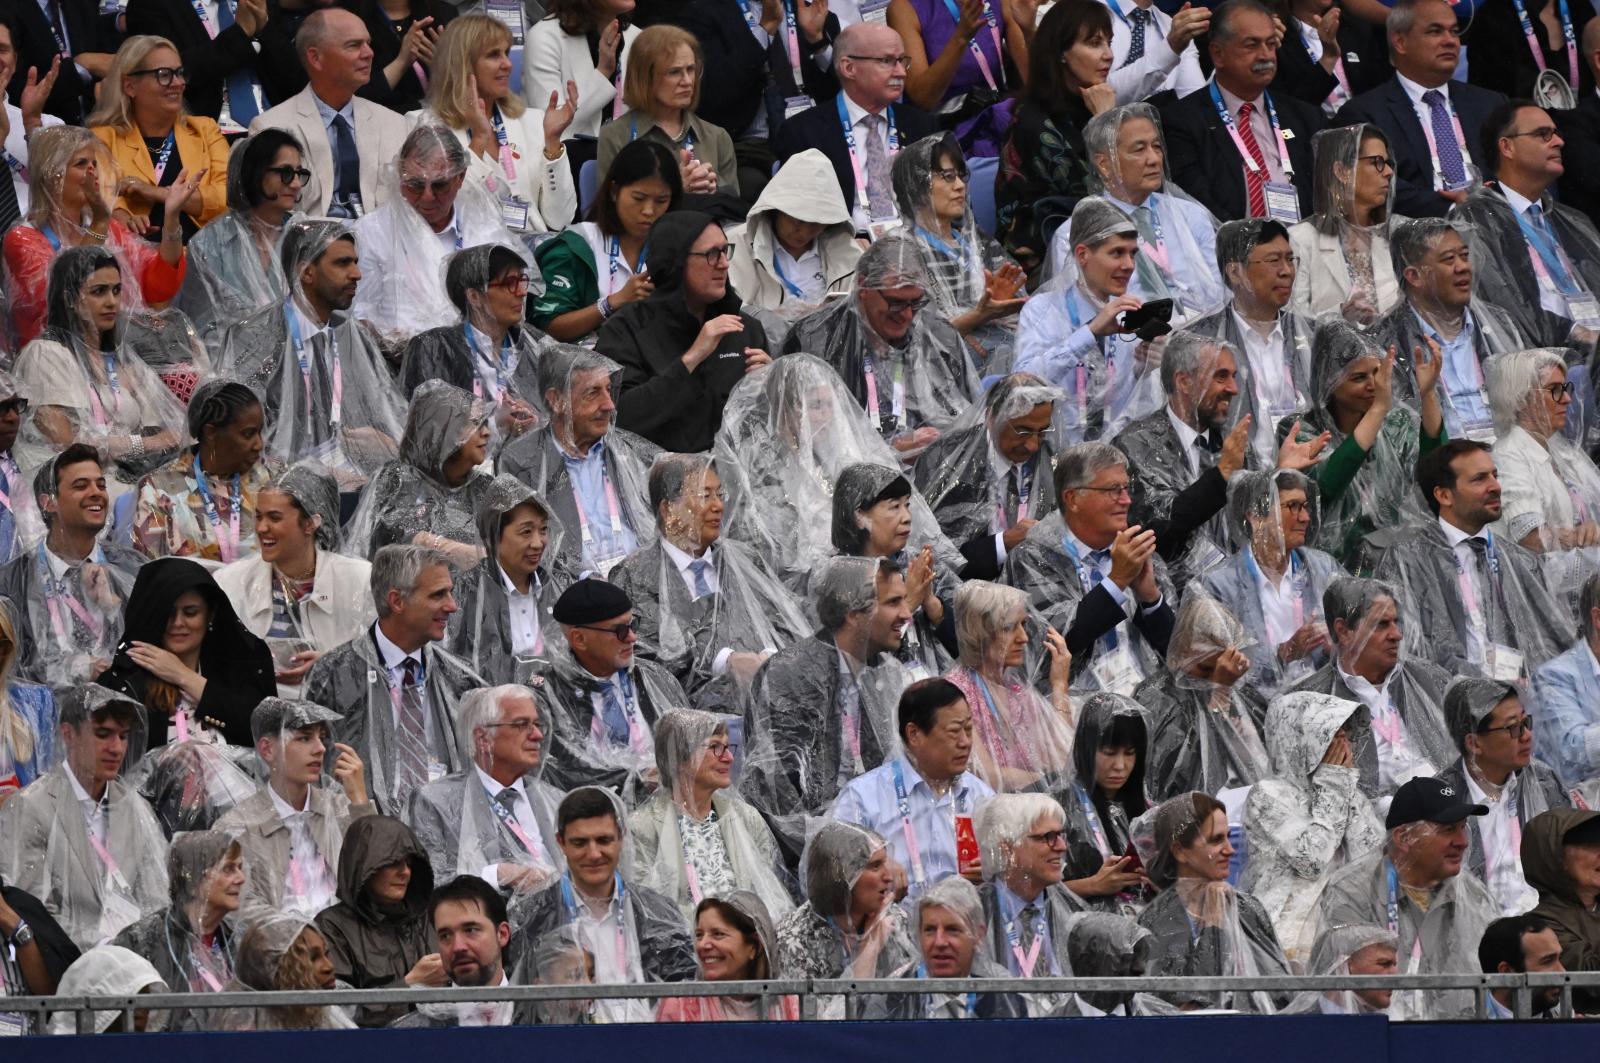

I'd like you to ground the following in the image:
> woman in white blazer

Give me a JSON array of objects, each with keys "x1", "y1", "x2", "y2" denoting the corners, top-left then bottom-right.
[
  {"x1": 1288, "y1": 123, "x2": 1404, "y2": 327},
  {"x1": 413, "y1": 15, "x2": 580, "y2": 236},
  {"x1": 523, "y1": 0, "x2": 641, "y2": 142},
  {"x1": 212, "y1": 466, "x2": 376, "y2": 698}
]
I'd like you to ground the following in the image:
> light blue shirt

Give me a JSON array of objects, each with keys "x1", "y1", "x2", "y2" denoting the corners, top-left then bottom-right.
[
  {"x1": 1416, "y1": 308, "x2": 1492, "y2": 441},
  {"x1": 1015, "y1": 285, "x2": 1149, "y2": 443},
  {"x1": 1102, "y1": 192, "x2": 1224, "y2": 316},
  {"x1": 562, "y1": 436, "x2": 638, "y2": 570},
  {"x1": 312, "y1": 91, "x2": 357, "y2": 139},
  {"x1": 831, "y1": 755, "x2": 994, "y2": 897}
]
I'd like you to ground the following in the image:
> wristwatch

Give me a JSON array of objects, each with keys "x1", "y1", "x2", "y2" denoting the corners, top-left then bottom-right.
[{"x1": 9, "y1": 920, "x2": 32, "y2": 948}]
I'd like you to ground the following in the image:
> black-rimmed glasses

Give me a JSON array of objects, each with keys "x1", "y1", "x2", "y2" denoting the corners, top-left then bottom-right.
[
  {"x1": 685, "y1": 243, "x2": 734, "y2": 266},
  {"x1": 130, "y1": 66, "x2": 186, "y2": 85}
]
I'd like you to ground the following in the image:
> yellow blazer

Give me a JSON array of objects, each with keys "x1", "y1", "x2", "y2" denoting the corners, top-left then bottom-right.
[{"x1": 91, "y1": 115, "x2": 230, "y2": 230}]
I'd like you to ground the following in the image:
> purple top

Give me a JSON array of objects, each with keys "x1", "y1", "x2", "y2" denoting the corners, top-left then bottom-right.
[{"x1": 907, "y1": 0, "x2": 1007, "y2": 102}]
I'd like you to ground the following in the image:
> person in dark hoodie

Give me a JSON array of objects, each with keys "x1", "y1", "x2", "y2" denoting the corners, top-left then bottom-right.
[
  {"x1": 1523, "y1": 807, "x2": 1600, "y2": 1012},
  {"x1": 595, "y1": 210, "x2": 772, "y2": 453},
  {"x1": 96, "y1": 557, "x2": 277, "y2": 751},
  {"x1": 315, "y1": 814, "x2": 442, "y2": 1028}
]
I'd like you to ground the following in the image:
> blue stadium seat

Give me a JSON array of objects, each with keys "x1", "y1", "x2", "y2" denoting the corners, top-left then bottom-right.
[{"x1": 967, "y1": 154, "x2": 999, "y2": 236}]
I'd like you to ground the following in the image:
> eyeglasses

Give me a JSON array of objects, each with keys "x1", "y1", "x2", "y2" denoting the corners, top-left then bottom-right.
[
  {"x1": 1026, "y1": 830, "x2": 1066, "y2": 846},
  {"x1": 685, "y1": 243, "x2": 734, "y2": 266},
  {"x1": 0, "y1": 398, "x2": 28, "y2": 416},
  {"x1": 1504, "y1": 126, "x2": 1560, "y2": 143},
  {"x1": 870, "y1": 290, "x2": 929, "y2": 314},
  {"x1": 1477, "y1": 716, "x2": 1534, "y2": 739},
  {"x1": 1248, "y1": 252, "x2": 1298, "y2": 268},
  {"x1": 130, "y1": 66, "x2": 186, "y2": 85},
  {"x1": 1357, "y1": 153, "x2": 1393, "y2": 173},
  {"x1": 1541, "y1": 381, "x2": 1575, "y2": 401},
  {"x1": 1074, "y1": 483, "x2": 1133, "y2": 499},
  {"x1": 484, "y1": 717, "x2": 541, "y2": 733},
  {"x1": 1281, "y1": 499, "x2": 1310, "y2": 515},
  {"x1": 932, "y1": 166, "x2": 968, "y2": 185},
  {"x1": 400, "y1": 174, "x2": 459, "y2": 196},
  {"x1": 265, "y1": 165, "x2": 312, "y2": 186},
  {"x1": 846, "y1": 54, "x2": 912, "y2": 69},
  {"x1": 1005, "y1": 423, "x2": 1054, "y2": 441},
  {"x1": 487, "y1": 273, "x2": 532, "y2": 295},
  {"x1": 573, "y1": 617, "x2": 640, "y2": 640},
  {"x1": 703, "y1": 741, "x2": 734, "y2": 759}
]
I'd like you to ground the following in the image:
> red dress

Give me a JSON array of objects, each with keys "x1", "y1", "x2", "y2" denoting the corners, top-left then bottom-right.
[{"x1": 2, "y1": 221, "x2": 186, "y2": 346}]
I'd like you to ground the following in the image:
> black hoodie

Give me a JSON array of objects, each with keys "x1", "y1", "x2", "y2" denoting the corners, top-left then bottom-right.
[
  {"x1": 597, "y1": 210, "x2": 770, "y2": 453},
  {"x1": 96, "y1": 557, "x2": 276, "y2": 750}
]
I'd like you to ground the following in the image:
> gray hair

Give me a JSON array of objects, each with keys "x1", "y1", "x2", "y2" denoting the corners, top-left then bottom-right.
[
  {"x1": 1485, "y1": 348, "x2": 1567, "y2": 432},
  {"x1": 984, "y1": 372, "x2": 1061, "y2": 424},
  {"x1": 954, "y1": 580, "x2": 1028, "y2": 670},
  {"x1": 647, "y1": 452, "x2": 715, "y2": 521},
  {"x1": 1384, "y1": 0, "x2": 1437, "y2": 40},
  {"x1": 1582, "y1": 571, "x2": 1600, "y2": 636},
  {"x1": 371, "y1": 543, "x2": 453, "y2": 616},
  {"x1": 976, "y1": 793, "x2": 1066, "y2": 879},
  {"x1": 1210, "y1": 0, "x2": 1275, "y2": 44},
  {"x1": 294, "y1": 8, "x2": 344, "y2": 65},
  {"x1": 1389, "y1": 217, "x2": 1460, "y2": 285},
  {"x1": 454, "y1": 684, "x2": 540, "y2": 759},
  {"x1": 914, "y1": 875, "x2": 986, "y2": 938},
  {"x1": 1321, "y1": 576, "x2": 1399, "y2": 632},
  {"x1": 538, "y1": 343, "x2": 617, "y2": 403},
  {"x1": 1159, "y1": 329, "x2": 1230, "y2": 395},
  {"x1": 400, "y1": 123, "x2": 469, "y2": 177},
  {"x1": 813, "y1": 555, "x2": 888, "y2": 633},
  {"x1": 1052, "y1": 441, "x2": 1127, "y2": 501}
]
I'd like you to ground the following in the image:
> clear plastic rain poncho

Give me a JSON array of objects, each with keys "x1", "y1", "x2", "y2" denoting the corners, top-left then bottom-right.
[
  {"x1": 911, "y1": 373, "x2": 1065, "y2": 567},
  {"x1": 780, "y1": 233, "x2": 980, "y2": 452},
  {"x1": 891, "y1": 132, "x2": 1023, "y2": 370},
  {"x1": 1017, "y1": 197, "x2": 1166, "y2": 445},
  {"x1": 1056, "y1": 911, "x2": 1169, "y2": 1016},
  {"x1": 1132, "y1": 792, "x2": 1293, "y2": 1013},
  {"x1": 175, "y1": 132, "x2": 300, "y2": 358},
  {"x1": 344, "y1": 380, "x2": 495, "y2": 563},
  {"x1": 352, "y1": 125, "x2": 536, "y2": 352},
  {"x1": 403, "y1": 685, "x2": 563, "y2": 890},
  {"x1": 1199, "y1": 469, "x2": 1344, "y2": 697},
  {"x1": 129, "y1": 734, "x2": 259, "y2": 836},
  {"x1": 524, "y1": 924, "x2": 598, "y2": 1025},
  {"x1": 210, "y1": 913, "x2": 355, "y2": 1030},
  {"x1": 771, "y1": 821, "x2": 918, "y2": 997},
  {"x1": 0, "y1": 685, "x2": 169, "y2": 950},
  {"x1": 218, "y1": 218, "x2": 406, "y2": 488},
  {"x1": 111, "y1": 831, "x2": 242, "y2": 1025},
  {"x1": 446, "y1": 476, "x2": 568, "y2": 684},
  {"x1": 398, "y1": 243, "x2": 551, "y2": 445},
  {"x1": 1284, "y1": 319, "x2": 1434, "y2": 567},
  {"x1": 1297, "y1": 124, "x2": 1401, "y2": 325},
  {"x1": 1052, "y1": 104, "x2": 1227, "y2": 324},
  {"x1": 1140, "y1": 592, "x2": 1271, "y2": 802},
  {"x1": 13, "y1": 246, "x2": 191, "y2": 485},
  {"x1": 713, "y1": 353, "x2": 951, "y2": 588},
  {"x1": 1487, "y1": 348, "x2": 1600, "y2": 606},
  {"x1": 1316, "y1": 817, "x2": 1501, "y2": 1020},
  {"x1": 509, "y1": 786, "x2": 697, "y2": 1024},
  {"x1": 1282, "y1": 922, "x2": 1399, "y2": 1014},
  {"x1": 213, "y1": 697, "x2": 369, "y2": 921},
  {"x1": 862, "y1": 875, "x2": 1026, "y2": 1021},
  {"x1": 945, "y1": 580, "x2": 1075, "y2": 793},
  {"x1": 0, "y1": 598, "x2": 55, "y2": 793},
  {"x1": 495, "y1": 344, "x2": 660, "y2": 579},
  {"x1": 1057, "y1": 693, "x2": 1153, "y2": 915},
  {"x1": 606, "y1": 453, "x2": 810, "y2": 703},
  {"x1": 624, "y1": 708, "x2": 794, "y2": 922},
  {"x1": 45, "y1": 945, "x2": 169, "y2": 1035},
  {"x1": 1240, "y1": 691, "x2": 1385, "y2": 967}
]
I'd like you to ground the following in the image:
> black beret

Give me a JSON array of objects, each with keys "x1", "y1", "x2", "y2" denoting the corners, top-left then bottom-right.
[{"x1": 552, "y1": 578, "x2": 634, "y2": 625}]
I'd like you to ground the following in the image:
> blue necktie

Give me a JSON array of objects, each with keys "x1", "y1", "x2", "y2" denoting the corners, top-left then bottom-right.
[
  {"x1": 1422, "y1": 89, "x2": 1467, "y2": 186},
  {"x1": 1087, "y1": 549, "x2": 1121, "y2": 648},
  {"x1": 1526, "y1": 204, "x2": 1576, "y2": 291},
  {"x1": 688, "y1": 559, "x2": 713, "y2": 600},
  {"x1": 329, "y1": 113, "x2": 360, "y2": 217},
  {"x1": 1123, "y1": 8, "x2": 1151, "y2": 66},
  {"x1": 600, "y1": 678, "x2": 631, "y2": 746},
  {"x1": 215, "y1": 0, "x2": 263, "y2": 125}
]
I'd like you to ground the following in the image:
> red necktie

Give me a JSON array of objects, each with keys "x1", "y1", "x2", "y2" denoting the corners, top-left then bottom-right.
[{"x1": 1236, "y1": 102, "x2": 1269, "y2": 219}]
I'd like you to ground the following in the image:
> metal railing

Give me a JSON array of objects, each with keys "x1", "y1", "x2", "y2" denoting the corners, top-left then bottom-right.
[{"x1": 9, "y1": 972, "x2": 1600, "y2": 1033}]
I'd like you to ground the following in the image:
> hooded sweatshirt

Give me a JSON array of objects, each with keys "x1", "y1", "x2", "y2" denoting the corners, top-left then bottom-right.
[
  {"x1": 1523, "y1": 807, "x2": 1600, "y2": 1011},
  {"x1": 727, "y1": 150, "x2": 860, "y2": 312},
  {"x1": 597, "y1": 210, "x2": 770, "y2": 453},
  {"x1": 96, "y1": 557, "x2": 276, "y2": 750},
  {"x1": 314, "y1": 814, "x2": 435, "y2": 1027}
]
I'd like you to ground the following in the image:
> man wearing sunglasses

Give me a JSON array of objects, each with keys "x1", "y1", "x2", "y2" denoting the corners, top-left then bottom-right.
[
  {"x1": 1438, "y1": 677, "x2": 1571, "y2": 916},
  {"x1": 1452, "y1": 99, "x2": 1600, "y2": 354},
  {"x1": 528, "y1": 578, "x2": 688, "y2": 798}
]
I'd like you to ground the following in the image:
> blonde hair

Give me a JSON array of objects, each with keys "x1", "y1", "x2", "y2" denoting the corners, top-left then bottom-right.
[
  {"x1": 622, "y1": 25, "x2": 701, "y2": 115},
  {"x1": 0, "y1": 605, "x2": 31, "y2": 769},
  {"x1": 426, "y1": 15, "x2": 526, "y2": 130},
  {"x1": 87, "y1": 35, "x2": 185, "y2": 129},
  {"x1": 22, "y1": 127, "x2": 116, "y2": 229},
  {"x1": 954, "y1": 580, "x2": 1029, "y2": 671}
]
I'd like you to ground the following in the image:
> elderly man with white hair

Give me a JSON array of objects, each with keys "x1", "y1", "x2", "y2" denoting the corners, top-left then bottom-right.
[
  {"x1": 406, "y1": 684, "x2": 563, "y2": 895},
  {"x1": 865, "y1": 876, "x2": 1028, "y2": 1020}
]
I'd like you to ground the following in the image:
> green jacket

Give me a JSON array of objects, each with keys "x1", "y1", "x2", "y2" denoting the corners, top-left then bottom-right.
[{"x1": 529, "y1": 228, "x2": 599, "y2": 331}]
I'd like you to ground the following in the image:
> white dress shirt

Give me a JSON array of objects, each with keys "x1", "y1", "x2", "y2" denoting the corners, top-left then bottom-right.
[
  {"x1": 1337, "y1": 663, "x2": 1435, "y2": 790},
  {"x1": 1072, "y1": 0, "x2": 1205, "y2": 103},
  {"x1": 1251, "y1": 546, "x2": 1300, "y2": 647},
  {"x1": 773, "y1": 243, "x2": 828, "y2": 303},
  {"x1": 1165, "y1": 403, "x2": 1206, "y2": 478},
  {"x1": 472, "y1": 764, "x2": 552, "y2": 886},
  {"x1": 65, "y1": 767, "x2": 109, "y2": 848},
  {"x1": 831, "y1": 754, "x2": 995, "y2": 896},
  {"x1": 1234, "y1": 307, "x2": 1300, "y2": 462},
  {"x1": 268, "y1": 784, "x2": 338, "y2": 916},
  {"x1": 572, "y1": 891, "x2": 650, "y2": 1023},
  {"x1": 1463, "y1": 769, "x2": 1539, "y2": 915},
  {"x1": 498, "y1": 563, "x2": 543, "y2": 656},
  {"x1": 374, "y1": 623, "x2": 435, "y2": 750},
  {"x1": 1438, "y1": 516, "x2": 1490, "y2": 666},
  {"x1": 660, "y1": 538, "x2": 720, "y2": 599}
]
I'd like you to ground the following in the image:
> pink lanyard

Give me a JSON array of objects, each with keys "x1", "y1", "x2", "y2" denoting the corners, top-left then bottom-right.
[
  {"x1": 488, "y1": 786, "x2": 543, "y2": 858},
  {"x1": 86, "y1": 823, "x2": 120, "y2": 877},
  {"x1": 574, "y1": 475, "x2": 625, "y2": 557},
  {"x1": 1482, "y1": 788, "x2": 1523, "y2": 885},
  {"x1": 1416, "y1": 96, "x2": 1470, "y2": 187},
  {"x1": 491, "y1": 106, "x2": 519, "y2": 187},
  {"x1": 1512, "y1": 0, "x2": 1580, "y2": 88},
  {"x1": 780, "y1": 0, "x2": 803, "y2": 88}
]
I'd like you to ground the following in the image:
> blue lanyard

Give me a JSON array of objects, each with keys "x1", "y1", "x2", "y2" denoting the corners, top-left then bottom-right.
[
  {"x1": 913, "y1": 224, "x2": 970, "y2": 261},
  {"x1": 1514, "y1": 206, "x2": 1582, "y2": 295},
  {"x1": 971, "y1": 672, "x2": 1005, "y2": 725},
  {"x1": 1207, "y1": 80, "x2": 1292, "y2": 178},
  {"x1": 628, "y1": 116, "x2": 695, "y2": 154},
  {"x1": 192, "y1": 453, "x2": 242, "y2": 562},
  {"x1": 913, "y1": 963, "x2": 978, "y2": 1016},
  {"x1": 1384, "y1": 859, "x2": 1401, "y2": 934},
  {"x1": 150, "y1": 132, "x2": 177, "y2": 183},
  {"x1": 771, "y1": 251, "x2": 806, "y2": 298},
  {"x1": 284, "y1": 301, "x2": 342, "y2": 425},
  {"x1": 100, "y1": 352, "x2": 121, "y2": 394},
  {"x1": 607, "y1": 235, "x2": 646, "y2": 290},
  {"x1": 1073, "y1": 782, "x2": 1112, "y2": 855},
  {"x1": 462, "y1": 324, "x2": 514, "y2": 393},
  {"x1": 41, "y1": 226, "x2": 62, "y2": 252}
]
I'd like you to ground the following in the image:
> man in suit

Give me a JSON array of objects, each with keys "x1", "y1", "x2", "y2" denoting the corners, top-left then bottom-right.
[
  {"x1": 913, "y1": 372, "x2": 1061, "y2": 581},
  {"x1": 1100, "y1": 0, "x2": 1209, "y2": 105},
  {"x1": 1553, "y1": 18, "x2": 1600, "y2": 229},
  {"x1": 7, "y1": 0, "x2": 116, "y2": 125},
  {"x1": 1376, "y1": 440, "x2": 1569, "y2": 680},
  {"x1": 407, "y1": 685, "x2": 563, "y2": 896},
  {"x1": 1160, "y1": 0, "x2": 1323, "y2": 222},
  {"x1": 1334, "y1": 0, "x2": 1504, "y2": 219},
  {"x1": 1531, "y1": 570, "x2": 1600, "y2": 787},
  {"x1": 124, "y1": 0, "x2": 299, "y2": 126},
  {"x1": 249, "y1": 6, "x2": 408, "y2": 218},
  {"x1": 771, "y1": 20, "x2": 937, "y2": 237},
  {"x1": 1272, "y1": 0, "x2": 1389, "y2": 115},
  {"x1": 304, "y1": 543, "x2": 487, "y2": 814}
]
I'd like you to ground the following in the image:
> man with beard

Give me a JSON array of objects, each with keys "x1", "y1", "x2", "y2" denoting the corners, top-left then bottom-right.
[
  {"x1": 390, "y1": 875, "x2": 537, "y2": 1027},
  {"x1": 1479, "y1": 915, "x2": 1567, "y2": 1019},
  {"x1": 1375, "y1": 440, "x2": 1569, "y2": 680}
]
